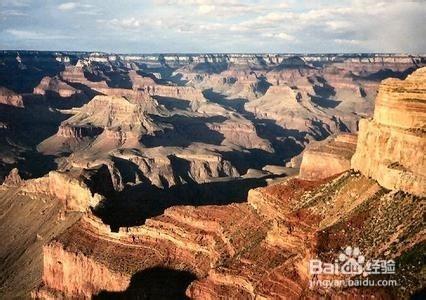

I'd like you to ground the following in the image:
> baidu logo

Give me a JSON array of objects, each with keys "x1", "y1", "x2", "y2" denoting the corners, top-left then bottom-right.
[{"x1": 309, "y1": 246, "x2": 396, "y2": 276}]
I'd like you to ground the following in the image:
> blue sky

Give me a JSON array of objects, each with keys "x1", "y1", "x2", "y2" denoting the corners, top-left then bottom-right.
[{"x1": 0, "y1": 0, "x2": 425, "y2": 53}]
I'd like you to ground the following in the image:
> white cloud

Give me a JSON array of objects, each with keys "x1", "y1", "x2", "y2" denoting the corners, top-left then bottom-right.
[
  {"x1": 3, "y1": 0, "x2": 424, "y2": 53},
  {"x1": 155, "y1": 0, "x2": 290, "y2": 17},
  {"x1": 58, "y1": 2, "x2": 93, "y2": 11},
  {"x1": 0, "y1": 0, "x2": 30, "y2": 7},
  {"x1": 5, "y1": 29, "x2": 71, "y2": 40},
  {"x1": 0, "y1": 9, "x2": 27, "y2": 17},
  {"x1": 334, "y1": 39, "x2": 362, "y2": 45},
  {"x1": 276, "y1": 33, "x2": 296, "y2": 41},
  {"x1": 58, "y1": 2, "x2": 77, "y2": 11},
  {"x1": 198, "y1": 5, "x2": 215, "y2": 14},
  {"x1": 263, "y1": 32, "x2": 296, "y2": 42}
]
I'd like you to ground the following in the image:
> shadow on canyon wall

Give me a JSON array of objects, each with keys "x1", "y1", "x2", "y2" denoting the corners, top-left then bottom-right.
[
  {"x1": 0, "y1": 101, "x2": 70, "y2": 180},
  {"x1": 93, "y1": 174, "x2": 281, "y2": 231},
  {"x1": 93, "y1": 267, "x2": 196, "y2": 300},
  {"x1": 202, "y1": 89, "x2": 306, "y2": 172},
  {"x1": 142, "y1": 115, "x2": 227, "y2": 148}
]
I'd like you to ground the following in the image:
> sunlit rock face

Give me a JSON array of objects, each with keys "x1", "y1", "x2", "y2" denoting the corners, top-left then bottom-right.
[
  {"x1": 33, "y1": 76, "x2": 79, "y2": 98},
  {"x1": 352, "y1": 68, "x2": 426, "y2": 197},
  {"x1": 21, "y1": 171, "x2": 104, "y2": 211},
  {"x1": 299, "y1": 133, "x2": 357, "y2": 180},
  {"x1": 0, "y1": 87, "x2": 23, "y2": 107}
]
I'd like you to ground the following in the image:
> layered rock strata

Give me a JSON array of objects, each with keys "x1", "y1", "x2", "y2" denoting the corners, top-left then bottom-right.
[
  {"x1": 21, "y1": 171, "x2": 104, "y2": 212},
  {"x1": 30, "y1": 66, "x2": 425, "y2": 299},
  {"x1": 33, "y1": 76, "x2": 80, "y2": 98},
  {"x1": 352, "y1": 68, "x2": 426, "y2": 196},
  {"x1": 299, "y1": 133, "x2": 357, "y2": 180},
  {"x1": 33, "y1": 203, "x2": 268, "y2": 298}
]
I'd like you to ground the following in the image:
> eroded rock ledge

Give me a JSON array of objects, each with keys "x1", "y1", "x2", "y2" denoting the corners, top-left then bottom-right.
[
  {"x1": 299, "y1": 133, "x2": 357, "y2": 180},
  {"x1": 21, "y1": 171, "x2": 104, "y2": 212},
  {"x1": 32, "y1": 171, "x2": 424, "y2": 299},
  {"x1": 352, "y1": 68, "x2": 426, "y2": 196}
]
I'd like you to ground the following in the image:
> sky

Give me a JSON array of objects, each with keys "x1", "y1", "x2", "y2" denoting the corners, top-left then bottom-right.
[{"x1": 0, "y1": 0, "x2": 425, "y2": 53}]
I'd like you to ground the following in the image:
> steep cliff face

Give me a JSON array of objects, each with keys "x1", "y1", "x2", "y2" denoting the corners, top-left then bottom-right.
[
  {"x1": 299, "y1": 133, "x2": 357, "y2": 180},
  {"x1": 21, "y1": 171, "x2": 104, "y2": 211},
  {"x1": 352, "y1": 68, "x2": 426, "y2": 196},
  {"x1": 0, "y1": 181, "x2": 82, "y2": 298},
  {"x1": 33, "y1": 204, "x2": 268, "y2": 298},
  {"x1": 60, "y1": 65, "x2": 109, "y2": 89},
  {"x1": 36, "y1": 241, "x2": 130, "y2": 298},
  {"x1": 33, "y1": 76, "x2": 80, "y2": 98}
]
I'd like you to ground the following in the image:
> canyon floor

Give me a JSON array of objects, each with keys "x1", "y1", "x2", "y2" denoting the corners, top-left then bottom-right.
[{"x1": 0, "y1": 52, "x2": 425, "y2": 299}]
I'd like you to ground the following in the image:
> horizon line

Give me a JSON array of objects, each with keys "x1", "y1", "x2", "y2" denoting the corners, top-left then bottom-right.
[{"x1": 1, "y1": 49, "x2": 425, "y2": 56}]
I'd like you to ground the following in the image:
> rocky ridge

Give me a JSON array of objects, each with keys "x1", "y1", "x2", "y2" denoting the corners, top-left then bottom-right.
[
  {"x1": 299, "y1": 133, "x2": 357, "y2": 180},
  {"x1": 23, "y1": 68, "x2": 426, "y2": 298}
]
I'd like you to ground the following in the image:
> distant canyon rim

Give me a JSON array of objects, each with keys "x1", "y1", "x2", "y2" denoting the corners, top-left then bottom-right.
[{"x1": 0, "y1": 51, "x2": 425, "y2": 299}]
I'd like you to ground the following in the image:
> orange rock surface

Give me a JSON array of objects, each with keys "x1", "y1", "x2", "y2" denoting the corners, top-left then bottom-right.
[
  {"x1": 21, "y1": 171, "x2": 104, "y2": 212},
  {"x1": 352, "y1": 68, "x2": 426, "y2": 196},
  {"x1": 299, "y1": 133, "x2": 357, "y2": 180}
]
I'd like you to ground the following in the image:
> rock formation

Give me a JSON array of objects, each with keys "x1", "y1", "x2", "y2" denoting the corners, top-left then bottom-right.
[
  {"x1": 28, "y1": 65, "x2": 425, "y2": 299},
  {"x1": 0, "y1": 87, "x2": 24, "y2": 108},
  {"x1": 39, "y1": 95, "x2": 165, "y2": 153},
  {"x1": 2, "y1": 168, "x2": 23, "y2": 186},
  {"x1": 21, "y1": 171, "x2": 104, "y2": 212},
  {"x1": 352, "y1": 68, "x2": 426, "y2": 197},
  {"x1": 60, "y1": 65, "x2": 109, "y2": 89},
  {"x1": 33, "y1": 76, "x2": 80, "y2": 98},
  {"x1": 299, "y1": 133, "x2": 357, "y2": 180}
]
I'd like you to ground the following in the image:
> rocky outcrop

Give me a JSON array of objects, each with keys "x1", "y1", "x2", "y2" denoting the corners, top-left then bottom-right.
[
  {"x1": 299, "y1": 133, "x2": 357, "y2": 180},
  {"x1": 207, "y1": 117, "x2": 273, "y2": 152},
  {"x1": 138, "y1": 85, "x2": 209, "y2": 112},
  {"x1": 352, "y1": 68, "x2": 426, "y2": 196},
  {"x1": 373, "y1": 68, "x2": 426, "y2": 129},
  {"x1": 0, "y1": 182, "x2": 82, "y2": 298},
  {"x1": 33, "y1": 203, "x2": 267, "y2": 298},
  {"x1": 128, "y1": 70, "x2": 157, "y2": 89},
  {"x1": 39, "y1": 95, "x2": 166, "y2": 154},
  {"x1": 244, "y1": 84, "x2": 344, "y2": 139},
  {"x1": 2, "y1": 168, "x2": 23, "y2": 186},
  {"x1": 60, "y1": 65, "x2": 109, "y2": 89},
  {"x1": 56, "y1": 124, "x2": 103, "y2": 139},
  {"x1": 171, "y1": 153, "x2": 240, "y2": 183},
  {"x1": 104, "y1": 150, "x2": 240, "y2": 190},
  {"x1": 188, "y1": 172, "x2": 424, "y2": 299},
  {"x1": 0, "y1": 87, "x2": 23, "y2": 108},
  {"x1": 22, "y1": 171, "x2": 104, "y2": 211},
  {"x1": 36, "y1": 241, "x2": 130, "y2": 298},
  {"x1": 65, "y1": 95, "x2": 162, "y2": 134},
  {"x1": 33, "y1": 76, "x2": 80, "y2": 98}
]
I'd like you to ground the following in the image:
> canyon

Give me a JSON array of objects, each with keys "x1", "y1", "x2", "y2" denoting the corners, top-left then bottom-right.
[{"x1": 0, "y1": 52, "x2": 425, "y2": 298}]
